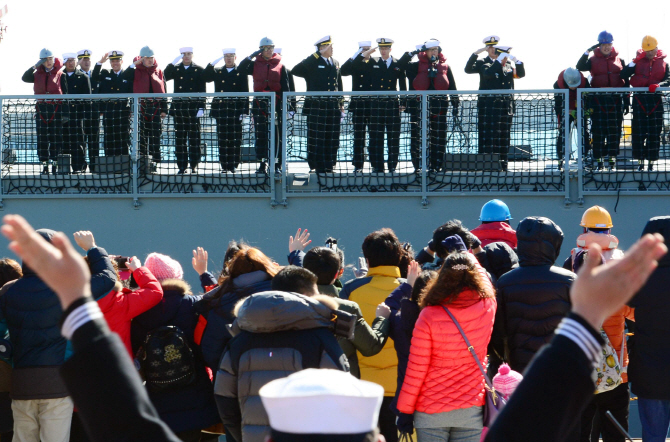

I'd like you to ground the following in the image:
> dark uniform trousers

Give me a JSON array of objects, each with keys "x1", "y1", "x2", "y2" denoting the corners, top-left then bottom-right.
[
  {"x1": 103, "y1": 100, "x2": 131, "y2": 157},
  {"x1": 407, "y1": 99, "x2": 422, "y2": 170},
  {"x1": 349, "y1": 98, "x2": 371, "y2": 169},
  {"x1": 588, "y1": 93, "x2": 624, "y2": 159},
  {"x1": 172, "y1": 101, "x2": 201, "y2": 170},
  {"x1": 35, "y1": 102, "x2": 65, "y2": 163},
  {"x1": 211, "y1": 99, "x2": 246, "y2": 171},
  {"x1": 632, "y1": 93, "x2": 664, "y2": 161},
  {"x1": 478, "y1": 95, "x2": 513, "y2": 166},
  {"x1": 306, "y1": 97, "x2": 341, "y2": 171},
  {"x1": 428, "y1": 96, "x2": 451, "y2": 171},
  {"x1": 139, "y1": 100, "x2": 163, "y2": 162},
  {"x1": 83, "y1": 103, "x2": 100, "y2": 171},
  {"x1": 369, "y1": 97, "x2": 401, "y2": 171},
  {"x1": 252, "y1": 95, "x2": 283, "y2": 165},
  {"x1": 63, "y1": 101, "x2": 87, "y2": 172}
]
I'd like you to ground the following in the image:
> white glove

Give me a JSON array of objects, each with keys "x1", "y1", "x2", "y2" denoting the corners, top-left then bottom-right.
[
  {"x1": 508, "y1": 54, "x2": 517, "y2": 62},
  {"x1": 172, "y1": 55, "x2": 183, "y2": 65},
  {"x1": 288, "y1": 111, "x2": 296, "y2": 119},
  {"x1": 211, "y1": 56, "x2": 224, "y2": 66},
  {"x1": 497, "y1": 53, "x2": 509, "y2": 63},
  {"x1": 353, "y1": 257, "x2": 369, "y2": 278},
  {"x1": 196, "y1": 109, "x2": 204, "y2": 118}
]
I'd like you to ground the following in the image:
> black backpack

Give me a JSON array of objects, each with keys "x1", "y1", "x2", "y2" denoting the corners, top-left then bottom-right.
[{"x1": 138, "y1": 325, "x2": 197, "y2": 393}]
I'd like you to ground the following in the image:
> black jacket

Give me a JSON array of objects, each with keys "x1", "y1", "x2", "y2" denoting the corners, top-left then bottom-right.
[
  {"x1": 63, "y1": 68, "x2": 92, "y2": 95},
  {"x1": 203, "y1": 63, "x2": 250, "y2": 118},
  {"x1": 92, "y1": 64, "x2": 133, "y2": 94},
  {"x1": 291, "y1": 52, "x2": 343, "y2": 92},
  {"x1": 340, "y1": 54, "x2": 373, "y2": 114},
  {"x1": 164, "y1": 62, "x2": 206, "y2": 113},
  {"x1": 628, "y1": 216, "x2": 670, "y2": 399},
  {"x1": 464, "y1": 53, "x2": 494, "y2": 90},
  {"x1": 357, "y1": 55, "x2": 407, "y2": 92},
  {"x1": 492, "y1": 217, "x2": 575, "y2": 373},
  {"x1": 481, "y1": 58, "x2": 525, "y2": 91}
]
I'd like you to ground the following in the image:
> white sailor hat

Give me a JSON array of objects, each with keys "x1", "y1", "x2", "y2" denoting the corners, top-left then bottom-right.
[
  {"x1": 358, "y1": 41, "x2": 372, "y2": 48},
  {"x1": 260, "y1": 369, "x2": 383, "y2": 436},
  {"x1": 493, "y1": 45, "x2": 512, "y2": 53},
  {"x1": 483, "y1": 35, "x2": 500, "y2": 46},
  {"x1": 77, "y1": 49, "x2": 92, "y2": 59},
  {"x1": 222, "y1": 48, "x2": 236, "y2": 55},
  {"x1": 108, "y1": 50, "x2": 124, "y2": 59},
  {"x1": 376, "y1": 38, "x2": 394, "y2": 47},
  {"x1": 314, "y1": 35, "x2": 332, "y2": 47},
  {"x1": 62, "y1": 53, "x2": 78, "y2": 61},
  {"x1": 274, "y1": 48, "x2": 282, "y2": 54},
  {"x1": 179, "y1": 46, "x2": 193, "y2": 54},
  {"x1": 424, "y1": 39, "x2": 440, "y2": 49}
]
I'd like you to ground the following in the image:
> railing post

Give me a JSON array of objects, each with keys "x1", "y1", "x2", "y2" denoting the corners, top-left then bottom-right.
[
  {"x1": 0, "y1": 98, "x2": 4, "y2": 209},
  {"x1": 421, "y1": 92, "x2": 428, "y2": 206},
  {"x1": 269, "y1": 93, "x2": 277, "y2": 205},
  {"x1": 563, "y1": 90, "x2": 571, "y2": 206},
  {"x1": 132, "y1": 96, "x2": 140, "y2": 209},
  {"x1": 281, "y1": 93, "x2": 288, "y2": 206},
  {"x1": 576, "y1": 88, "x2": 585, "y2": 205}
]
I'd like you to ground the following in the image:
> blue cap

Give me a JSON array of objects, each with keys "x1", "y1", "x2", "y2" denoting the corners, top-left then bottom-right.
[
  {"x1": 597, "y1": 31, "x2": 614, "y2": 44},
  {"x1": 139, "y1": 46, "x2": 155, "y2": 57},
  {"x1": 479, "y1": 199, "x2": 512, "y2": 222},
  {"x1": 39, "y1": 48, "x2": 53, "y2": 59}
]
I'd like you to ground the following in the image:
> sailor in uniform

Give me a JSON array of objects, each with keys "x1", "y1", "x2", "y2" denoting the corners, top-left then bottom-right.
[
  {"x1": 62, "y1": 52, "x2": 92, "y2": 173},
  {"x1": 77, "y1": 49, "x2": 100, "y2": 172}
]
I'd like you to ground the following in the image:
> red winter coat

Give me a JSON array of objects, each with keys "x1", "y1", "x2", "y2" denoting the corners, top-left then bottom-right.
[
  {"x1": 471, "y1": 222, "x2": 517, "y2": 249},
  {"x1": 253, "y1": 53, "x2": 283, "y2": 93},
  {"x1": 397, "y1": 264, "x2": 496, "y2": 415},
  {"x1": 556, "y1": 69, "x2": 588, "y2": 111},
  {"x1": 132, "y1": 57, "x2": 166, "y2": 94},
  {"x1": 33, "y1": 58, "x2": 65, "y2": 95},
  {"x1": 97, "y1": 267, "x2": 163, "y2": 358},
  {"x1": 413, "y1": 52, "x2": 450, "y2": 90},
  {"x1": 590, "y1": 48, "x2": 625, "y2": 88},
  {"x1": 630, "y1": 49, "x2": 667, "y2": 87}
]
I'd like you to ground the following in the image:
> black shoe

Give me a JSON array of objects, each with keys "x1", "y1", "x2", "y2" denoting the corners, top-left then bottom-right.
[
  {"x1": 177, "y1": 168, "x2": 186, "y2": 175},
  {"x1": 371, "y1": 168, "x2": 384, "y2": 174},
  {"x1": 388, "y1": 168, "x2": 396, "y2": 174},
  {"x1": 191, "y1": 166, "x2": 198, "y2": 174},
  {"x1": 256, "y1": 162, "x2": 268, "y2": 174},
  {"x1": 649, "y1": 162, "x2": 655, "y2": 171},
  {"x1": 353, "y1": 168, "x2": 363, "y2": 175},
  {"x1": 275, "y1": 163, "x2": 282, "y2": 173},
  {"x1": 41, "y1": 164, "x2": 49, "y2": 175},
  {"x1": 414, "y1": 168, "x2": 422, "y2": 174},
  {"x1": 596, "y1": 162, "x2": 604, "y2": 171},
  {"x1": 325, "y1": 168, "x2": 334, "y2": 173},
  {"x1": 558, "y1": 160, "x2": 564, "y2": 171},
  {"x1": 638, "y1": 162, "x2": 645, "y2": 171}
]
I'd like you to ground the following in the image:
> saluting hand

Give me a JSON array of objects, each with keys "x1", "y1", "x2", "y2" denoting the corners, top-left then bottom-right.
[
  {"x1": 99, "y1": 53, "x2": 109, "y2": 64},
  {"x1": 319, "y1": 44, "x2": 332, "y2": 55},
  {"x1": 362, "y1": 47, "x2": 377, "y2": 57},
  {"x1": 474, "y1": 47, "x2": 487, "y2": 55},
  {"x1": 134, "y1": 57, "x2": 145, "y2": 66},
  {"x1": 587, "y1": 44, "x2": 600, "y2": 53}
]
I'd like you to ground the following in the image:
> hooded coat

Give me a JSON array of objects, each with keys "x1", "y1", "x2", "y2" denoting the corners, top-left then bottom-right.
[
  {"x1": 491, "y1": 217, "x2": 576, "y2": 373},
  {"x1": 213, "y1": 291, "x2": 349, "y2": 442}
]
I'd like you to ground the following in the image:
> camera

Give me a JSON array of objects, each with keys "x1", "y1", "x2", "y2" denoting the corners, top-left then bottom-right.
[{"x1": 325, "y1": 237, "x2": 338, "y2": 251}]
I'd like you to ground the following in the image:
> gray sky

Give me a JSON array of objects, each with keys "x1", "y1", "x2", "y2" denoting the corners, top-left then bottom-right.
[{"x1": 2, "y1": 0, "x2": 669, "y2": 94}]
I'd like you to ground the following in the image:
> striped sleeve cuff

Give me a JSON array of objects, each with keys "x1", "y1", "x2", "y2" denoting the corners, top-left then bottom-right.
[
  {"x1": 61, "y1": 299, "x2": 104, "y2": 340},
  {"x1": 554, "y1": 314, "x2": 604, "y2": 366}
]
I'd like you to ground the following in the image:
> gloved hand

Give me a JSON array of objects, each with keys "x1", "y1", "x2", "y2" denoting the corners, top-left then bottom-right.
[
  {"x1": 410, "y1": 49, "x2": 420, "y2": 56},
  {"x1": 211, "y1": 56, "x2": 224, "y2": 66},
  {"x1": 587, "y1": 44, "x2": 600, "y2": 53},
  {"x1": 497, "y1": 52, "x2": 509, "y2": 63},
  {"x1": 397, "y1": 413, "x2": 414, "y2": 434},
  {"x1": 508, "y1": 54, "x2": 518, "y2": 63},
  {"x1": 172, "y1": 55, "x2": 183, "y2": 65},
  {"x1": 475, "y1": 47, "x2": 487, "y2": 55},
  {"x1": 353, "y1": 257, "x2": 368, "y2": 278},
  {"x1": 442, "y1": 235, "x2": 467, "y2": 253},
  {"x1": 196, "y1": 109, "x2": 204, "y2": 118},
  {"x1": 467, "y1": 232, "x2": 482, "y2": 250},
  {"x1": 634, "y1": 52, "x2": 647, "y2": 63},
  {"x1": 250, "y1": 49, "x2": 262, "y2": 59},
  {"x1": 452, "y1": 106, "x2": 459, "y2": 118},
  {"x1": 650, "y1": 84, "x2": 660, "y2": 92},
  {"x1": 34, "y1": 59, "x2": 45, "y2": 69}
]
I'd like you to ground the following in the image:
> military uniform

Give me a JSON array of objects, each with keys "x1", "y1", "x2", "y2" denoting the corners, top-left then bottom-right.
[
  {"x1": 203, "y1": 58, "x2": 249, "y2": 171},
  {"x1": 78, "y1": 50, "x2": 101, "y2": 172},
  {"x1": 63, "y1": 65, "x2": 92, "y2": 172},
  {"x1": 164, "y1": 60, "x2": 207, "y2": 172},
  {"x1": 292, "y1": 39, "x2": 343, "y2": 173},
  {"x1": 92, "y1": 52, "x2": 133, "y2": 157},
  {"x1": 341, "y1": 42, "x2": 373, "y2": 170}
]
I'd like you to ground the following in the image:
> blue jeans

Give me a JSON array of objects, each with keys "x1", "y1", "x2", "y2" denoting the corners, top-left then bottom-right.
[
  {"x1": 638, "y1": 397, "x2": 670, "y2": 442},
  {"x1": 416, "y1": 427, "x2": 481, "y2": 442}
]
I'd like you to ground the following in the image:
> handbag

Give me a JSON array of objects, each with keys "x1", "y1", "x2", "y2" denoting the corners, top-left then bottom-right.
[{"x1": 442, "y1": 305, "x2": 506, "y2": 428}]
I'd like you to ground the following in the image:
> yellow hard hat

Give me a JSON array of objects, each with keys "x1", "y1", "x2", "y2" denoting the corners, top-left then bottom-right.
[
  {"x1": 580, "y1": 206, "x2": 613, "y2": 229},
  {"x1": 642, "y1": 35, "x2": 658, "y2": 52}
]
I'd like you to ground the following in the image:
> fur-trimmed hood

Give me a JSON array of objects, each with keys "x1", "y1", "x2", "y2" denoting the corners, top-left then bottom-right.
[{"x1": 159, "y1": 278, "x2": 192, "y2": 296}]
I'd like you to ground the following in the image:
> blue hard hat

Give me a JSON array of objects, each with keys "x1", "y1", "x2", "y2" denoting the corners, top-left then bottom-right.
[
  {"x1": 479, "y1": 199, "x2": 512, "y2": 222},
  {"x1": 597, "y1": 31, "x2": 614, "y2": 44}
]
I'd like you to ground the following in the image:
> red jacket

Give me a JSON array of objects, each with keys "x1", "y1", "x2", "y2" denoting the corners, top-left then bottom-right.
[
  {"x1": 589, "y1": 48, "x2": 625, "y2": 88},
  {"x1": 253, "y1": 54, "x2": 283, "y2": 93},
  {"x1": 630, "y1": 49, "x2": 667, "y2": 87},
  {"x1": 471, "y1": 222, "x2": 517, "y2": 249},
  {"x1": 33, "y1": 58, "x2": 65, "y2": 95},
  {"x1": 413, "y1": 52, "x2": 450, "y2": 91},
  {"x1": 398, "y1": 265, "x2": 496, "y2": 415},
  {"x1": 556, "y1": 69, "x2": 588, "y2": 111},
  {"x1": 132, "y1": 57, "x2": 166, "y2": 94},
  {"x1": 97, "y1": 267, "x2": 163, "y2": 358}
]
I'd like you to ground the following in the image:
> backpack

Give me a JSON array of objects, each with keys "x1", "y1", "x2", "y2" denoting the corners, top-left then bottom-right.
[
  {"x1": 137, "y1": 325, "x2": 197, "y2": 393},
  {"x1": 595, "y1": 329, "x2": 625, "y2": 394}
]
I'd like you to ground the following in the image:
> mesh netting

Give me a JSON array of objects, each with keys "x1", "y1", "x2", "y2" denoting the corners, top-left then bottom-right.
[
  {"x1": 580, "y1": 90, "x2": 670, "y2": 191},
  {"x1": 284, "y1": 92, "x2": 566, "y2": 193}
]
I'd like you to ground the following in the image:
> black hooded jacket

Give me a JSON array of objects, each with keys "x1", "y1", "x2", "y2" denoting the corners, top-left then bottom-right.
[
  {"x1": 628, "y1": 216, "x2": 670, "y2": 399},
  {"x1": 491, "y1": 217, "x2": 575, "y2": 373}
]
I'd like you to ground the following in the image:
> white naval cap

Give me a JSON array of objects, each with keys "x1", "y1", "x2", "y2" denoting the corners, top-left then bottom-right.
[
  {"x1": 222, "y1": 48, "x2": 236, "y2": 55},
  {"x1": 179, "y1": 46, "x2": 193, "y2": 54},
  {"x1": 358, "y1": 41, "x2": 372, "y2": 48},
  {"x1": 314, "y1": 35, "x2": 332, "y2": 47},
  {"x1": 260, "y1": 369, "x2": 383, "y2": 435},
  {"x1": 77, "y1": 49, "x2": 92, "y2": 58},
  {"x1": 493, "y1": 45, "x2": 512, "y2": 53},
  {"x1": 376, "y1": 38, "x2": 394, "y2": 46},
  {"x1": 108, "y1": 50, "x2": 124, "y2": 59},
  {"x1": 483, "y1": 35, "x2": 500, "y2": 46},
  {"x1": 274, "y1": 48, "x2": 282, "y2": 54},
  {"x1": 62, "y1": 52, "x2": 78, "y2": 61},
  {"x1": 424, "y1": 40, "x2": 440, "y2": 49}
]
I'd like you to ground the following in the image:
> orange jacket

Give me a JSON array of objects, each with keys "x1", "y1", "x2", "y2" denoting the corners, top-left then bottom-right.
[
  {"x1": 602, "y1": 306, "x2": 635, "y2": 383},
  {"x1": 398, "y1": 271, "x2": 496, "y2": 414}
]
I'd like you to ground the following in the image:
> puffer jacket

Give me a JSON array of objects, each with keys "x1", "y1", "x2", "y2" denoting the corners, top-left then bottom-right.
[
  {"x1": 197, "y1": 270, "x2": 273, "y2": 369},
  {"x1": 131, "y1": 279, "x2": 220, "y2": 434},
  {"x1": 340, "y1": 265, "x2": 402, "y2": 396},
  {"x1": 0, "y1": 234, "x2": 116, "y2": 400},
  {"x1": 628, "y1": 216, "x2": 670, "y2": 399},
  {"x1": 397, "y1": 268, "x2": 496, "y2": 415},
  {"x1": 492, "y1": 217, "x2": 575, "y2": 373},
  {"x1": 475, "y1": 242, "x2": 519, "y2": 282},
  {"x1": 214, "y1": 291, "x2": 349, "y2": 442},
  {"x1": 471, "y1": 222, "x2": 517, "y2": 249}
]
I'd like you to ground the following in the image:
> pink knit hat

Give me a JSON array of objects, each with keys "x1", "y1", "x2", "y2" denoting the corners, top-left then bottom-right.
[
  {"x1": 492, "y1": 363, "x2": 523, "y2": 400},
  {"x1": 144, "y1": 252, "x2": 184, "y2": 281}
]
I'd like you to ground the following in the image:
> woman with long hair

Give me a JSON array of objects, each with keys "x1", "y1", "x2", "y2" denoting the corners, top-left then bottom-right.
[
  {"x1": 397, "y1": 236, "x2": 496, "y2": 442},
  {"x1": 199, "y1": 247, "x2": 280, "y2": 369}
]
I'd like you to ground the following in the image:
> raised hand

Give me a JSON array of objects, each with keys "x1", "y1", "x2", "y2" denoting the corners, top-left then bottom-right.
[
  {"x1": 192, "y1": 247, "x2": 208, "y2": 275},
  {"x1": 126, "y1": 256, "x2": 141, "y2": 272},
  {"x1": 288, "y1": 228, "x2": 312, "y2": 253},
  {"x1": 99, "y1": 52, "x2": 109, "y2": 64},
  {"x1": 406, "y1": 261, "x2": 421, "y2": 287},
  {"x1": 376, "y1": 302, "x2": 391, "y2": 319},
  {"x1": 73, "y1": 231, "x2": 96, "y2": 251}
]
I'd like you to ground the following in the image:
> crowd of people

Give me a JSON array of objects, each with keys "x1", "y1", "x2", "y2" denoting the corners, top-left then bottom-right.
[
  {"x1": 20, "y1": 31, "x2": 669, "y2": 176},
  {"x1": 0, "y1": 200, "x2": 669, "y2": 442}
]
